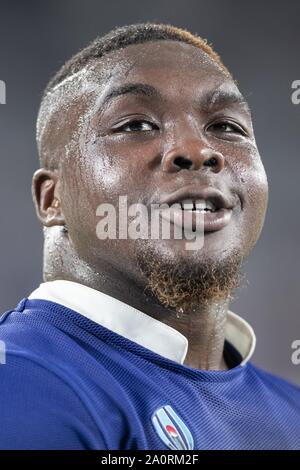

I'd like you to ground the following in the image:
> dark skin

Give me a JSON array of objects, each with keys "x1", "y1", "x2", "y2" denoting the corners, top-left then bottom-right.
[{"x1": 32, "y1": 41, "x2": 268, "y2": 370}]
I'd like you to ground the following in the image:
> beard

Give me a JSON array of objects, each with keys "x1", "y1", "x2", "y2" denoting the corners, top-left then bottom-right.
[{"x1": 135, "y1": 242, "x2": 245, "y2": 313}]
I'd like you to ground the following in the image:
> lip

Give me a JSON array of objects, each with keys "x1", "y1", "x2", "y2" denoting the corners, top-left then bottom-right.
[
  {"x1": 158, "y1": 186, "x2": 235, "y2": 233},
  {"x1": 159, "y1": 206, "x2": 233, "y2": 233},
  {"x1": 159, "y1": 186, "x2": 234, "y2": 210}
]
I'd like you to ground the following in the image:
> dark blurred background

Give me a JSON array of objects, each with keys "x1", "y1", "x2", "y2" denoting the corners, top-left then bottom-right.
[{"x1": 0, "y1": 0, "x2": 299, "y2": 384}]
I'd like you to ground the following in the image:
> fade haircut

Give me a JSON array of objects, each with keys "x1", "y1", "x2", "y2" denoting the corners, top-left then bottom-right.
[{"x1": 37, "y1": 22, "x2": 232, "y2": 168}]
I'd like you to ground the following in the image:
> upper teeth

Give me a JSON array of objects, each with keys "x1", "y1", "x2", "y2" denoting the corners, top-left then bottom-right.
[{"x1": 181, "y1": 199, "x2": 216, "y2": 212}]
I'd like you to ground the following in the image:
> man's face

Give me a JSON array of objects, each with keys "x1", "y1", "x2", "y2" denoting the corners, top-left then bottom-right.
[{"x1": 56, "y1": 40, "x2": 268, "y2": 300}]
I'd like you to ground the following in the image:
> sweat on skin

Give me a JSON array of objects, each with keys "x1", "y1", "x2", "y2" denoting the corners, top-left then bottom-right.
[{"x1": 32, "y1": 40, "x2": 268, "y2": 371}]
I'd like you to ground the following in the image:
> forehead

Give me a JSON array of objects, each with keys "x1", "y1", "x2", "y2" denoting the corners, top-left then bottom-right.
[
  {"x1": 86, "y1": 40, "x2": 237, "y2": 104},
  {"x1": 40, "y1": 40, "x2": 242, "y2": 156},
  {"x1": 100, "y1": 40, "x2": 225, "y2": 78}
]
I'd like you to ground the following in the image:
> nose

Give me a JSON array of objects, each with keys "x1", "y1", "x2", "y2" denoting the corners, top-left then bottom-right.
[{"x1": 161, "y1": 142, "x2": 225, "y2": 174}]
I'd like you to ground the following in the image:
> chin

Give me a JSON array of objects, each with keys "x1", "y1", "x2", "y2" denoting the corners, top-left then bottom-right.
[
  {"x1": 134, "y1": 236, "x2": 245, "y2": 311},
  {"x1": 141, "y1": 230, "x2": 242, "y2": 265}
]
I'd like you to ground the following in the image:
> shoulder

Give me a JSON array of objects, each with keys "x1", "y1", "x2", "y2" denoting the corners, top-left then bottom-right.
[
  {"x1": 0, "y1": 350, "x2": 106, "y2": 449},
  {"x1": 248, "y1": 362, "x2": 300, "y2": 404},
  {"x1": 0, "y1": 303, "x2": 107, "y2": 449}
]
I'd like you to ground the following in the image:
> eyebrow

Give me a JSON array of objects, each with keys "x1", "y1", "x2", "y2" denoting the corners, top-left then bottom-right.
[
  {"x1": 101, "y1": 82, "x2": 162, "y2": 108},
  {"x1": 202, "y1": 88, "x2": 251, "y2": 114},
  {"x1": 100, "y1": 81, "x2": 250, "y2": 114}
]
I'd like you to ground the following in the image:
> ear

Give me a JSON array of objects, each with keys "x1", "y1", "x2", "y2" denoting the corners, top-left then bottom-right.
[{"x1": 32, "y1": 168, "x2": 66, "y2": 227}]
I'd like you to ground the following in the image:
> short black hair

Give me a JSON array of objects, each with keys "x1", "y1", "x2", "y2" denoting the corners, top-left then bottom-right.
[{"x1": 44, "y1": 22, "x2": 230, "y2": 97}]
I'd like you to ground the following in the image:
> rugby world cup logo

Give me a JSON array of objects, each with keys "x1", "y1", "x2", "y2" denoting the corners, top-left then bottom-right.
[{"x1": 151, "y1": 405, "x2": 194, "y2": 450}]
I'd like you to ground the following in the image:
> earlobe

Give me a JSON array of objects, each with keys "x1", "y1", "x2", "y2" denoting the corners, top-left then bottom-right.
[{"x1": 32, "y1": 168, "x2": 66, "y2": 227}]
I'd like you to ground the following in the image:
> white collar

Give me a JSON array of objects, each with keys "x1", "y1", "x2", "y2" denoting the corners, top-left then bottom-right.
[{"x1": 28, "y1": 280, "x2": 256, "y2": 366}]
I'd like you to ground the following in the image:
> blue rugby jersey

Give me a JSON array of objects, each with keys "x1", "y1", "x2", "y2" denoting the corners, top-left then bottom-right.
[{"x1": 0, "y1": 297, "x2": 300, "y2": 450}]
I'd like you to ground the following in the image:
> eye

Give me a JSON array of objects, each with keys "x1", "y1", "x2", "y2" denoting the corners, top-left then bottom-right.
[
  {"x1": 112, "y1": 119, "x2": 159, "y2": 133},
  {"x1": 207, "y1": 120, "x2": 246, "y2": 136}
]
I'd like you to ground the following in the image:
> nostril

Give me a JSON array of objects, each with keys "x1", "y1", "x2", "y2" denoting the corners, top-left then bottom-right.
[
  {"x1": 173, "y1": 156, "x2": 193, "y2": 170},
  {"x1": 204, "y1": 157, "x2": 218, "y2": 167}
]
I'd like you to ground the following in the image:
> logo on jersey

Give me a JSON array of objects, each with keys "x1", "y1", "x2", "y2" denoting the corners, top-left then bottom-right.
[{"x1": 151, "y1": 405, "x2": 194, "y2": 450}]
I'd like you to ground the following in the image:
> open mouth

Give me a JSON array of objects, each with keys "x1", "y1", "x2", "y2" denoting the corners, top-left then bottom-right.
[
  {"x1": 158, "y1": 187, "x2": 235, "y2": 234},
  {"x1": 180, "y1": 198, "x2": 218, "y2": 213}
]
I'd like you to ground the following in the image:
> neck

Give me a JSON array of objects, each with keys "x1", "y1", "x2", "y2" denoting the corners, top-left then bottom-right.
[
  {"x1": 43, "y1": 231, "x2": 229, "y2": 371},
  {"x1": 46, "y1": 267, "x2": 229, "y2": 371}
]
